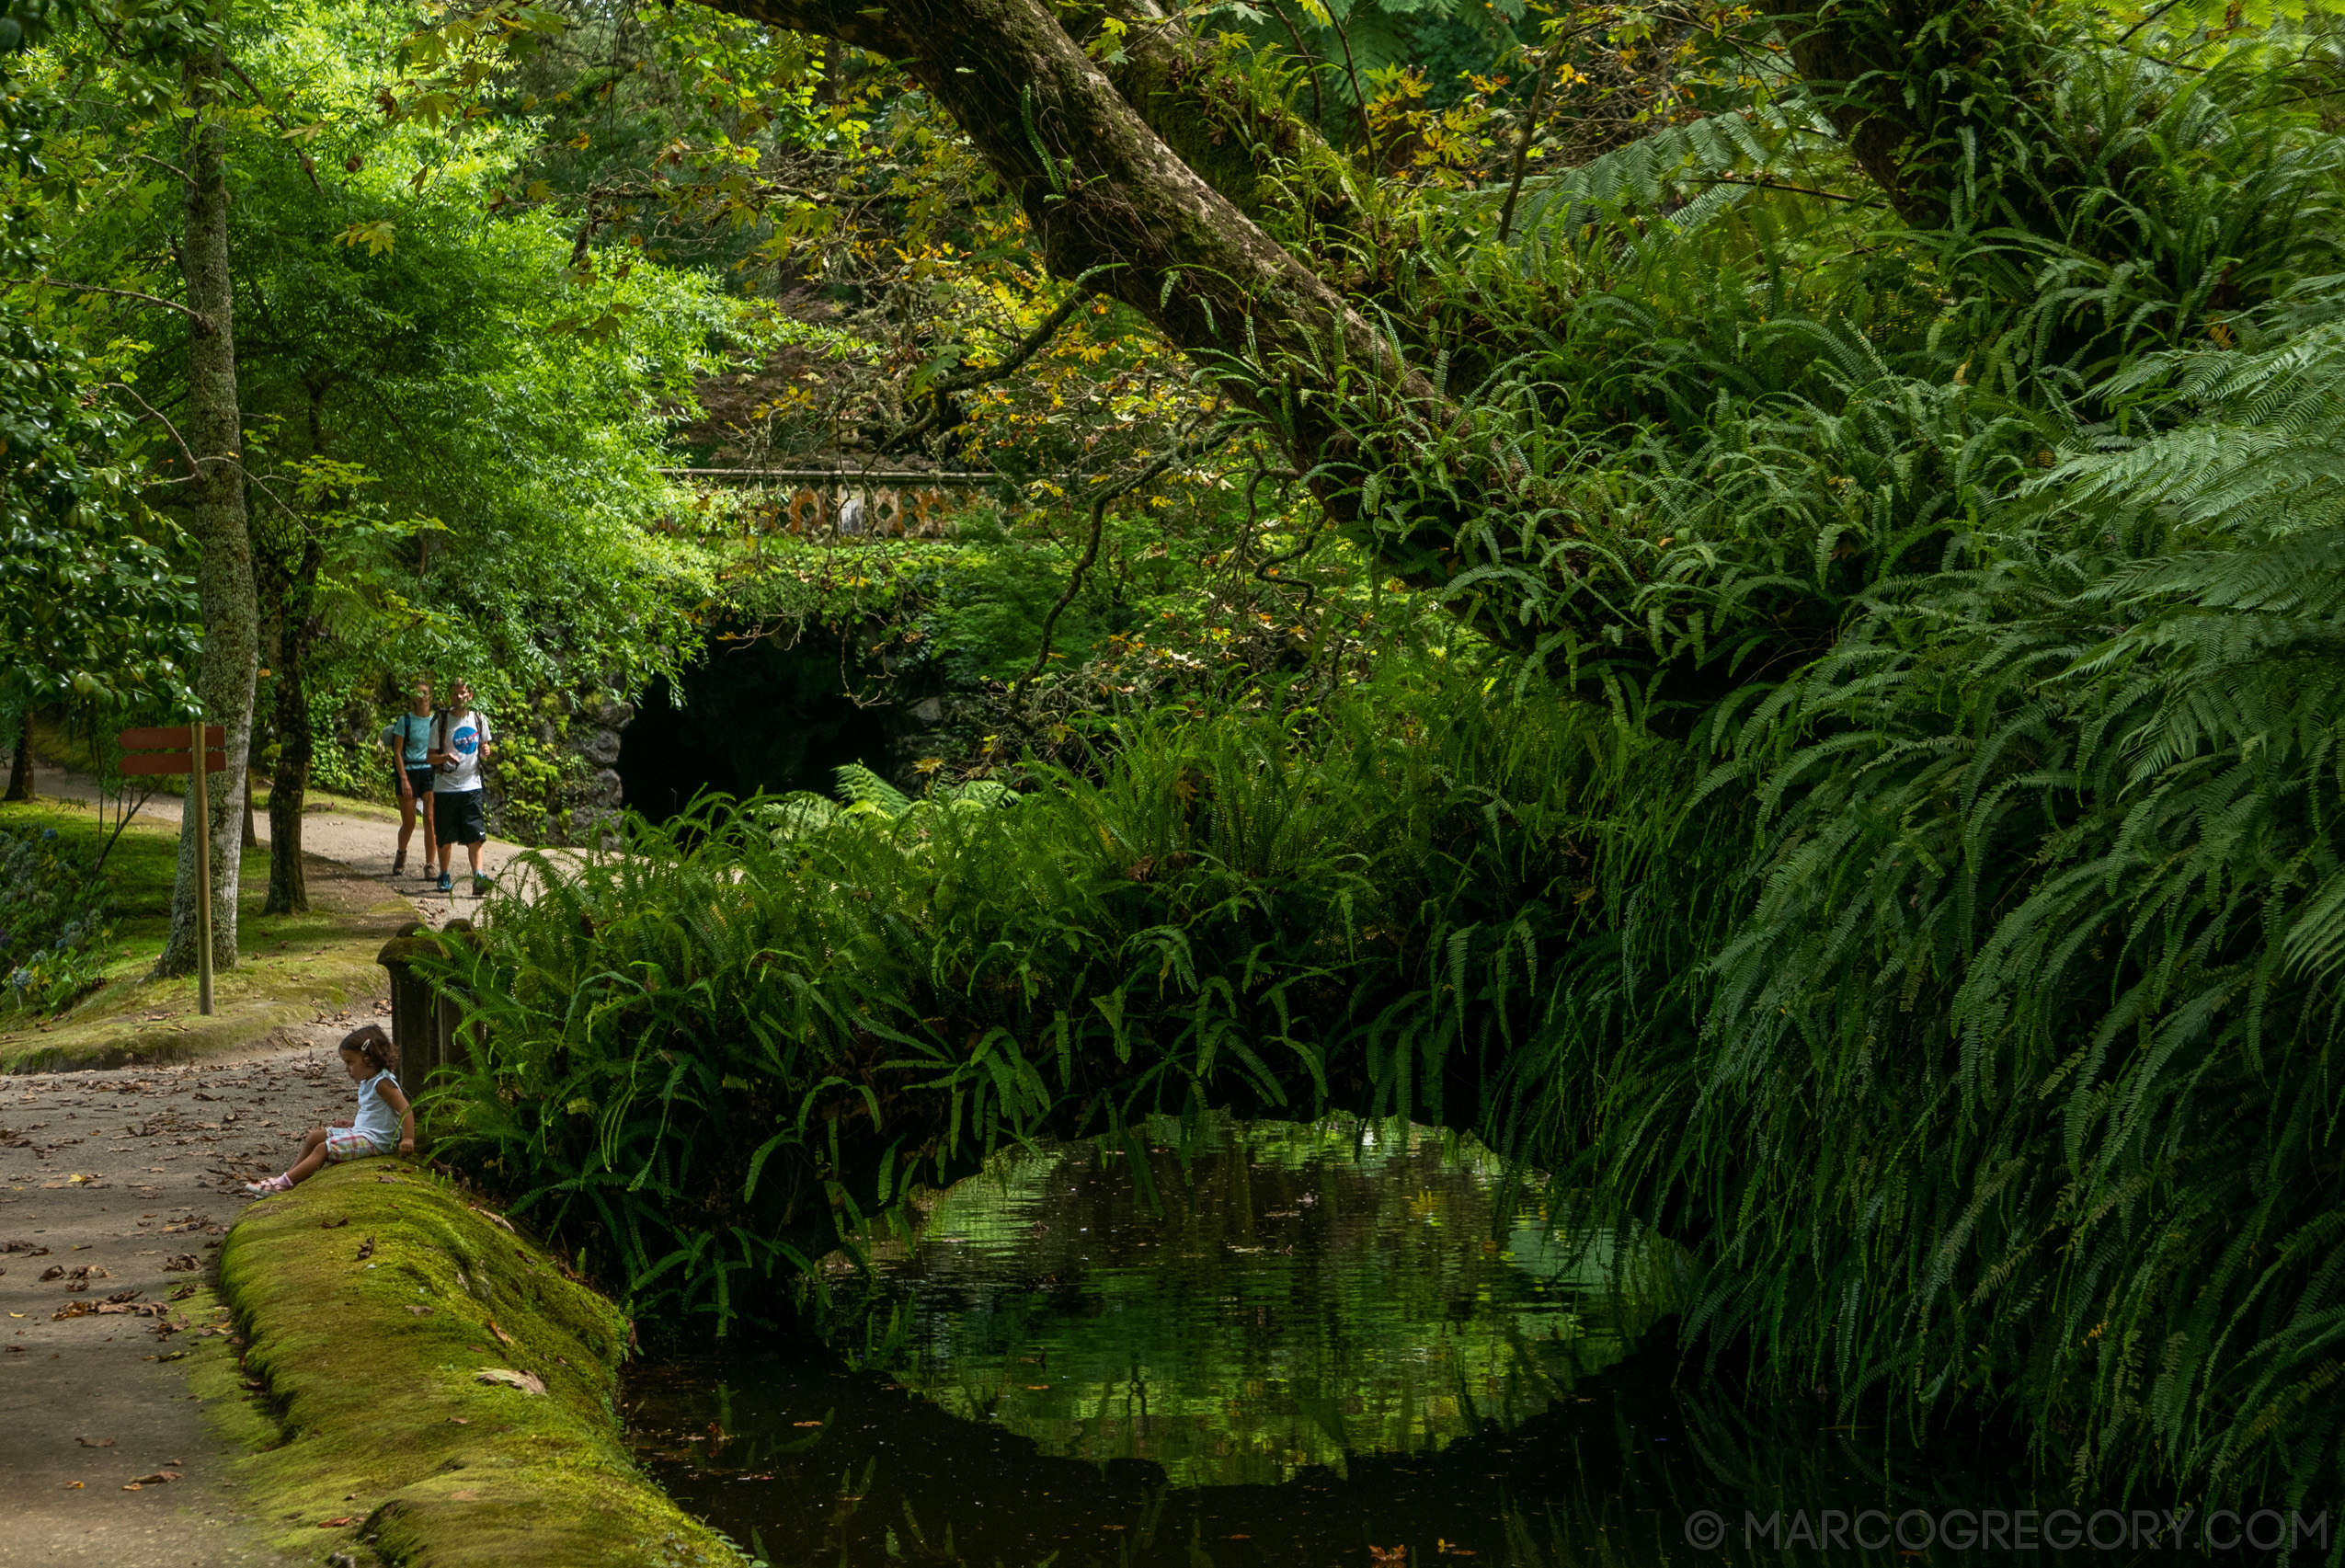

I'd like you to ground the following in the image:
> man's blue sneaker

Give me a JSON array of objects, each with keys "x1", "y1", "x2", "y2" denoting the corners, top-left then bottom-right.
[
  {"x1": 437, "y1": 869, "x2": 452, "y2": 893},
  {"x1": 472, "y1": 874, "x2": 493, "y2": 898}
]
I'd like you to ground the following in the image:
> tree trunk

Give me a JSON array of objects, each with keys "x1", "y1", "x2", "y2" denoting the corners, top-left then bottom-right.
[
  {"x1": 722, "y1": 0, "x2": 1467, "y2": 602},
  {"x1": 4, "y1": 725, "x2": 30, "y2": 802},
  {"x1": 704, "y1": 0, "x2": 2043, "y2": 700},
  {"x1": 263, "y1": 537, "x2": 323, "y2": 915},
  {"x1": 154, "y1": 47, "x2": 257, "y2": 981},
  {"x1": 1753, "y1": 2, "x2": 2053, "y2": 234}
]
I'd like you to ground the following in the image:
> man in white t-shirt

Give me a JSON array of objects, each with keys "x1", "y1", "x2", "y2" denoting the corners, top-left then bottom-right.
[{"x1": 426, "y1": 679, "x2": 494, "y2": 897}]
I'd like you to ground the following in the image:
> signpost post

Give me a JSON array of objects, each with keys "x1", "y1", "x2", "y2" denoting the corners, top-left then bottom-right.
[{"x1": 119, "y1": 723, "x2": 227, "y2": 1016}]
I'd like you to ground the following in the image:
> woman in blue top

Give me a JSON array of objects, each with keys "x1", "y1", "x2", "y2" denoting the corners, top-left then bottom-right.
[
  {"x1": 381, "y1": 676, "x2": 438, "y2": 876},
  {"x1": 246, "y1": 1025, "x2": 413, "y2": 1193}
]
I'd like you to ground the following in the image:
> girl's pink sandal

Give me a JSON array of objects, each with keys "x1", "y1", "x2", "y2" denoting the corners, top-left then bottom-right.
[{"x1": 244, "y1": 1174, "x2": 292, "y2": 1195}]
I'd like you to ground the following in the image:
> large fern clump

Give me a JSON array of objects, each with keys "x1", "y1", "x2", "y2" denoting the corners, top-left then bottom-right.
[
  {"x1": 1499, "y1": 294, "x2": 2345, "y2": 1505},
  {"x1": 426, "y1": 669, "x2": 1674, "y2": 1334}
]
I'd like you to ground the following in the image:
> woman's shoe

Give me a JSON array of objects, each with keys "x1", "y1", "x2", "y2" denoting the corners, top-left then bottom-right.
[{"x1": 392, "y1": 852, "x2": 407, "y2": 875}]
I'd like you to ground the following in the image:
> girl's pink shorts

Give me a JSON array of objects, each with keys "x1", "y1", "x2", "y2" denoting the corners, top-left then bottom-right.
[{"x1": 324, "y1": 1127, "x2": 389, "y2": 1163}]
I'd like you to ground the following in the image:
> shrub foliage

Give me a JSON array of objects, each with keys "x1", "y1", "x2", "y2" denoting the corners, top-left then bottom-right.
[{"x1": 426, "y1": 0, "x2": 2345, "y2": 1514}]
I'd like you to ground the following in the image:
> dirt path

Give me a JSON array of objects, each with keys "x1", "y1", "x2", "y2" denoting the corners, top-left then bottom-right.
[
  {"x1": 1, "y1": 1023, "x2": 368, "y2": 1565},
  {"x1": 3, "y1": 767, "x2": 578, "y2": 1564}
]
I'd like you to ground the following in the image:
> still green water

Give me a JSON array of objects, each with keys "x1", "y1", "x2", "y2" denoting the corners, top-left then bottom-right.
[
  {"x1": 842, "y1": 1114, "x2": 1677, "y2": 1488},
  {"x1": 625, "y1": 1116, "x2": 2046, "y2": 1565}
]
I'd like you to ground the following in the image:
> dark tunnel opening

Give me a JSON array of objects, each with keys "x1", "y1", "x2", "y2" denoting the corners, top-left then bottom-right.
[{"x1": 616, "y1": 635, "x2": 895, "y2": 824}]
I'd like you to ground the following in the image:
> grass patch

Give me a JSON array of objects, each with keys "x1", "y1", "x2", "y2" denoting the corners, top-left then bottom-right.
[
  {"x1": 0, "y1": 797, "x2": 412, "y2": 1072},
  {"x1": 219, "y1": 1163, "x2": 739, "y2": 1567}
]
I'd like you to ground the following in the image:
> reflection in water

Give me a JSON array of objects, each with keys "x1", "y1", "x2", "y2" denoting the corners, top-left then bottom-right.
[
  {"x1": 848, "y1": 1113, "x2": 1679, "y2": 1487},
  {"x1": 624, "y1": 1117, "x2": 2043, "y2": 1566}
]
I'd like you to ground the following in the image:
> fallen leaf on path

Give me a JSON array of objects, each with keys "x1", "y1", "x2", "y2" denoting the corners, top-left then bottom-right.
[
  {"x1": 168, "y1": 1284, "x2": 199, "y2": 1301},
  {"x1": 74, "y1": 1436, "x2": 115, "y2": 1448},
  {"x1": 61, "y1": 1481, "x2": 82, "y2": 1488},
  {"x1": 475, "y1": 1368, "x2": 546, "y2": 1395},
  {"x1": 446, "y1": 1417, "x2": 469, "y2": 1425},
  {"x1": 319, "y1": 1217, "x2": 349, "y2": 1229},
  {"x1": 162, "y1": 1254, "x2": 199, "y2": 1272},
  {"x1": 105, "y1": 1289, "x2": 142, "y2": 1305},
  {"x1": 486, "y1": 1320, "x2": 512, "y2": 1345},
  {"x1": 354, "y1": 1236, "x2": 374, "y2": 1262},
  {"x1": 317, "y1": 1515, "x2": 358, "y2": 1528}
]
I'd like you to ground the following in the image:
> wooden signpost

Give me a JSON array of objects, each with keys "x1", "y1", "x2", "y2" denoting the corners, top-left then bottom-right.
[{"x1": 119, "y1": 724, "x2": 227, "y2": 1017}]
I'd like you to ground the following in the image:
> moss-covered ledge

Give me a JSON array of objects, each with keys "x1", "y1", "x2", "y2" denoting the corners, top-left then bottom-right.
[{"x1": 217, "y1": 1162, "x2": 739, "y2": 1567}]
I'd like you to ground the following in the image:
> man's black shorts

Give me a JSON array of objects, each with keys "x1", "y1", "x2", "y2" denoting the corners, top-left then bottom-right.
[{"x1": 434, "y1": 788, "x2": 487, "y2": 845}]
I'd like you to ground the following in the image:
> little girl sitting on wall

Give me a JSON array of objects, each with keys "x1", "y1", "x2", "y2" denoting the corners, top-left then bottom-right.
[{"x1": 246, "y1": 1024, "x2": 414, "y2": 1194}]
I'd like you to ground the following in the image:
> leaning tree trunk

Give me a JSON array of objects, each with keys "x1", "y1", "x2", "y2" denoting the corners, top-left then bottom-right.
[
  {"x1": 724, "y1": 0, "x2": 1470, "y2": 595},
  {"x1": 262, "y1": 536, "x2": 324, "y2": 915},
  {"x1": 704, "y1": 0, "x2": 2059, "y2": 704},
  {"x1": 154, "y1": 46, "x2": 257, "y2": 981}
]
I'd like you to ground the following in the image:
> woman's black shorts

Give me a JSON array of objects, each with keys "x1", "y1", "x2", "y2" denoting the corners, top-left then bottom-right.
[
  {"x1": 404, "y1": 765, "x2": 436, "y2": 804},
  {"x1": 433, "y1": 788, "x2": 487, "y2": 846}
]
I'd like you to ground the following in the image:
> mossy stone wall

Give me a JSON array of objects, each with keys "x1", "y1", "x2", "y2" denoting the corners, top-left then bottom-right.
[{"x1": 217, "y1": 1163, "x2": 738, "y2": 1566}]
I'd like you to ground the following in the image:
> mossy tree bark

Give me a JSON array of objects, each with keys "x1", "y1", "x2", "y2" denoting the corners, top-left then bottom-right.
[{"x1": 155, "y1": 46, "x2": 257, "y2": 979}]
